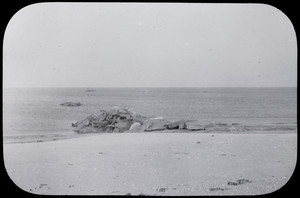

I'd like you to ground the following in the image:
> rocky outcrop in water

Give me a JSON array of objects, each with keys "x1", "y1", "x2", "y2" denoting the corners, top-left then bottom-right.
[
  {"x1": 71, "y1": 107, "x2": 236, "y2": 133},
  {"x1": 72, "y1": 107, "x2": 234, "y2": 133},
  {"x1": 71, "y1": 107, "x2": 297, "y2": 133}
]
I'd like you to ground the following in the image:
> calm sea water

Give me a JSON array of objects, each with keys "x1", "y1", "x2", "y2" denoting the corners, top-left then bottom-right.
[{"x1": 3, "y1": 87, "x2": 297, "y2": 136}]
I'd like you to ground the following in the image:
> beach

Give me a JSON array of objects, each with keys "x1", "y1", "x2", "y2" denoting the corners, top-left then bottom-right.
[
  {"x1": 3, "y1": 132, "x2": 297, "y2": 195},
  {"x1": 3, "y1": 88, "x2": 297, "y2": 195}
]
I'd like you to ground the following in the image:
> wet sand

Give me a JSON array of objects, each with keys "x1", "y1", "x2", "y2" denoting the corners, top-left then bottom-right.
[{"x1": 3, "y1": 132, "x2": 297, "y2": 195}]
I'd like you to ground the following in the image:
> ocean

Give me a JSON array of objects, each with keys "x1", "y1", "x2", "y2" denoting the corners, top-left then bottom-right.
[{"x1": 3, "y1": 87, "x2": 297, "y2": 136}]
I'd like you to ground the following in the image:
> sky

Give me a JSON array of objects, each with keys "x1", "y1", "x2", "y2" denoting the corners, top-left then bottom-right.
[{"x1": 3, "y1": 3, "x2": 297, "y2": 88}]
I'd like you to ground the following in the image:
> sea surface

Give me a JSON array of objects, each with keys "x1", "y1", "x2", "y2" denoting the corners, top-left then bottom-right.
[{"x1": 3, "y1": 87, "x2": 297, "y2": 137}]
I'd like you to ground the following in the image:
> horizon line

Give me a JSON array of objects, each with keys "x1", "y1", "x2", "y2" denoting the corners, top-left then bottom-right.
[{"x1": 3, "y1": 86, "x2": 297, "y2": 89}]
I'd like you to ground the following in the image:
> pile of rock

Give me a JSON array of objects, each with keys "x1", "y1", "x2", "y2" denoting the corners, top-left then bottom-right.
[
  {"x1": 72, "y1": 107, "x2": 147, "y2": 133},
  {"x1": 72, "y1": 107, "x2": 243, "y2": 133}
]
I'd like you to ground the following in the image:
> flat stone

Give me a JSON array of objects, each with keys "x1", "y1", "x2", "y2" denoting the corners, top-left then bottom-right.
[
  {"x1": 143, "y1": 118, "x2": 170, "y2": 132},
  {"x1": 185, "y1": 121, "x2": 205, "y2": 131}
]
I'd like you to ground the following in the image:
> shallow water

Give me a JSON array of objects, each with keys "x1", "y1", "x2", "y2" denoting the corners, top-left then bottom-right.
[{"x1": 3, "y1": 87, "x2": 297, "y2": 136}]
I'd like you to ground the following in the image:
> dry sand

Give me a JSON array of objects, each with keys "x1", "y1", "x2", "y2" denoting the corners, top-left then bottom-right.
[{"x1": 3, "y1": 132, "x2": 297, "y2": 195}]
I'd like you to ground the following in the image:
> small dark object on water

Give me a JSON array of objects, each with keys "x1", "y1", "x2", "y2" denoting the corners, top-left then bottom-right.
[
  {"x1": 197, "y1": 141, "x2": 201, "y2": 144},
  {"x1": 60, "y1": 102, "x2": 82, "y2": 107}
]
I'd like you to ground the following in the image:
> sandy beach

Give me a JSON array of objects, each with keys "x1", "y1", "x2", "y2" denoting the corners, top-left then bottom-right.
[{"x1": 3, "y1": 132, "x2": 297, "y2": 195}]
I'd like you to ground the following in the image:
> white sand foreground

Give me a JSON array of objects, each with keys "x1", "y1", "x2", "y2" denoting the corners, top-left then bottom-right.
[{"x1": 3, "y1": 132, "x2": 297, "y2": 195}]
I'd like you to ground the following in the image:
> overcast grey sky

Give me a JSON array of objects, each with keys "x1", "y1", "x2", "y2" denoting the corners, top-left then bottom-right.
[{"x1": 3, "y1": 3, "x2": 297, "y2": 88}]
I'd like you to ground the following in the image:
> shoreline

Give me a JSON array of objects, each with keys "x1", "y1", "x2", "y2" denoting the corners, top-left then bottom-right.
[
  {"x1": 3, "y1": 121, "x2": 297, "y2": 144},
  {"x1": 4, "y1": 132, "x2": 297, "y2": 195},
  {"x1": 3, "y1": 128, "x2": 297, "y2": 144},
  {"x1": 3, "y1": 126, "x2": 297, "y2": 144}
]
